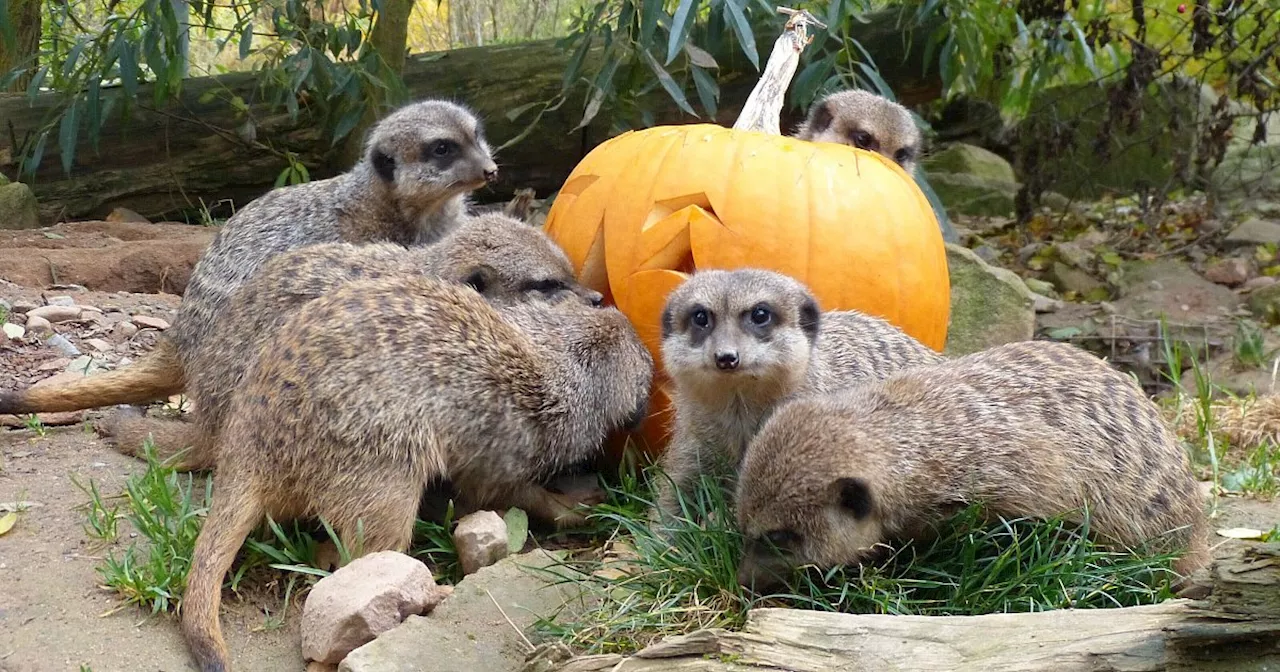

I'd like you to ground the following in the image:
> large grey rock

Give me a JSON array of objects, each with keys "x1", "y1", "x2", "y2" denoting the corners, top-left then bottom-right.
[
  {"x1": 1211, "y1": 143, "x2": 1280, "y2": 204},
  {"x1": 339, "y1": 550, "x2": 585, "y2": 672},
  {"x1": 1048, "y1": 262, "x2": 1105, "y2": 298},
  {"x1": 944, "y1": 244, "x2": 1035, "y2": 357},
  {"x1": 302, "y1": 551, "x2": 446, "y2": 665},
  {"x1": 923, "y1": 144, "x2": 1020, "y2": 218},
  {"x1": 1113, "y1": 258, "x2": 1241, "y2": 319},
  {"x1": 1223, "y1": 218, "x2": 1280, "y2": 247},
  {"x1": 0, "y1": 182, "x2": 39, "y2": 230}
]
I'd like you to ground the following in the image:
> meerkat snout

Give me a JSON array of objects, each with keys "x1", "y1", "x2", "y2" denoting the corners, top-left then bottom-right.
[{"x1": 715, "y1": 350, "x2": 739, "y2": 370}]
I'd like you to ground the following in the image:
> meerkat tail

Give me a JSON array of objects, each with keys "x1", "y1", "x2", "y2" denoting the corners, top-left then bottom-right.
[
  {"x1": 0, "y1": 338, "x2": 185, "y2": 414},
  {"x1": 181, "y1": 479, "x2": 262, "y2": 672},
  {"x1": 95, "y1": 409, "x2": 216, "y2": 472}
]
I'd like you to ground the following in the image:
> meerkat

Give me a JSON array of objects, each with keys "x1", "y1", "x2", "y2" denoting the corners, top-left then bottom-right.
[
  {"x1": 97, "y1": 212, "x2": 600, "y2": 471},
  {"x1": 0, "y1": 99, "x2": 498, "y2": 417},
  {"x1": 178, "y1": 274, "x2": 651, "y2": 672},
  {"x1": 793, "y1": 89, "x2": 923, "y2": 175},
  {"x1": 651, "y1": 269, "x2": 942, "y2": 524},
  {"x1": 734, "y1": 339, "x2": 1210, "y2": 592}
]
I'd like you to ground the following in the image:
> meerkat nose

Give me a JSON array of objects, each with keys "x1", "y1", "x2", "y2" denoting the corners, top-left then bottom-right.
[
  {"x1": 483, "y1": 164, "x2": 499, "y2": 183},
  {"x1": 715, "y1": 351, "x2": 739, "y2": 370},
  {"x1": 585, "y1": 290, "x2": 604, "y2": 307}
]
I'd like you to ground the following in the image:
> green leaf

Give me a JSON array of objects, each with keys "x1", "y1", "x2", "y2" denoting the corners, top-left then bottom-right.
[
  {"x1": 505, "y1": 102, "x2": 540, "y2": 122},
  {"x1": 825, "y1": 0, "x2": 846, "y2": 34},
  {"x1": 690, "y1": 64, "x2": 719, "y2": 118},
  {"x1": 641, "y1": 49, "x2": 697, "y2": 117},
  {"x1": 792, "y1": 52, "x2": 837, "y2": 108},
  {"x1": 25, "y1": 130, "x2": 48, "y2": 178},
  {"x1": 1099, "y1": 251, "x2": 1123, "y2": 266},
  {"x1": 26, "y1": 66, "x2": 48, "y2": 104},
  {"x1": 504, "y1": 508, "x2": 529, "y2": 554},
  {"x1": 59, "y1": 99, "x2": 80, "y2": 176},
  {"x1": 723, "y1": 0, "x2": 759, "y2": 70},
  {"x1": 118, "y1": 45, "x2": 139, "y2": 98},
  {"x1": 639, "y1": 0, "x2": 662, "y2": 50},
  {"x1": 331, "y1": 105, "x2": 365, "y2": 145},
  {"x1": 683, "y1": 43, "x2": 718, "y2": 69},
  {"x1": 239, "y1": 22, "x2": 253, "y2": 60},
  {"x1": 666, "y1": 0, "x2": 700, "y2": 65},
  {"x1": 62, "y1": 41, "x2": 86, "y2": 80}
]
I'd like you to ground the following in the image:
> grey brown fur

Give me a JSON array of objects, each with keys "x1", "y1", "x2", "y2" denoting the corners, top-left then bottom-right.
[
  {"x1": 735, "y1": 340, "x2": 1210, "y2": 591},
  {"x1": 99, "y1": 212, "x2": 597, "y2": 471},
  {"x1": 652, "y1": 269, "x2": 942, "y2": 522},
  {"x1": 180, "y1": 275, "x2": 652, "y2": 671},
  {"x1": 794, "y1": 90, "x2": 923, "y2": 175},
  {"x1": 0, "y1": 98, "x2": 497, "y2": 416}
]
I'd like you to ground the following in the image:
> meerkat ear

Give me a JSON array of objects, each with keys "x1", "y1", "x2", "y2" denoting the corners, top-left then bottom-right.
[
  {"x1": 660, "y1": 304, "x2": 676, "y2": 339},
  {"x1": 834, "y1": 477, "x2": 874, "y2": 519},
  {"x1": 798, "y1": 297, "x2": 820, "y2": 341},
  {"x1": 371, "y1": 148, "x2": 396, "y2": 182},
  {"x1": 461, "y1": 266, "x2": 497, "y2": 294},
  {"x1": 806, "y1": 100, "x2": 835, "y2": 134}
]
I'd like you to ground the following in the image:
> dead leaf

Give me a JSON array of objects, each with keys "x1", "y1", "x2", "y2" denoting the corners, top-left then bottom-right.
[
  {"x1": 0, "y1": 511, "x2": 17, "y2": 536},
  {"x1": 1216, "y1": 527, "x2": 1265, "y2": 540}
]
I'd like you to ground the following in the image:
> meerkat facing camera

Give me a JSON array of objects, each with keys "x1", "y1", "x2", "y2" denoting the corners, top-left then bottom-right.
[{"x1": 794, "y1": 89, "x2": 923, "y2": 175}]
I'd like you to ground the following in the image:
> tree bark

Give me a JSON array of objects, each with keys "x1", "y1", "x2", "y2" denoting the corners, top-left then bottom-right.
[
  {"x1": 0, "y1": 7, "x2": 944, "y2": 224},
  {"x1": 538, "y1": 543, "x2": 1280, "y2": 672},
  {"x1": 338, "y1": 0, "x2": 417, "y2": 167},
  {"x1": 0, "y1": 0, "x2": 41, "y2": 91}
]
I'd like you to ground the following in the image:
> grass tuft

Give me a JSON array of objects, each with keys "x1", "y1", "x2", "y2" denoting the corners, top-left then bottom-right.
[{"x1": 536, "y1": 470, "x2": 1179, "y2": 655}]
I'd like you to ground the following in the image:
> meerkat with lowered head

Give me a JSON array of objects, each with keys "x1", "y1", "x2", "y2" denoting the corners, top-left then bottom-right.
[
  {"x1": 793, "y1": 89, "x2": 923, "y2": 175},
  {"x1": 735, "y1": 339, "x2": 1210, "y2": 592},
  {"x1": 651, "y1": 269, "x2": 942, "y2": 523},
  {"x1": 98, "y1": 212, "x2": 600, "y2": 471},
  {"x1": 178, "y1": 275, "x2": 651, "y2": 671},
  {"x1": 0, "y1": 99, "x2": 498, "y2": 417}
]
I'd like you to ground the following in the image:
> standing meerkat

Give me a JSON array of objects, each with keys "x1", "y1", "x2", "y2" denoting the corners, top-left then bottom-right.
[
  {"x1": 652, "y1": 269, "x2": 942, "y2": 523},
  {"x1": 735, "y1": 340, "x2": 1210, "y2": 592},
  {"x1": 0, "y1": 99, "x2": 498, "y2": 416},
  {"x1": 97, "y1": 212, "x2": 599, "y2": 471},
  {"x1": 179, "y1": 275, "x2": 652, "y2": 671},
  {"x1": 793, "y1": 89, "x2": 923, "y2": 175}
]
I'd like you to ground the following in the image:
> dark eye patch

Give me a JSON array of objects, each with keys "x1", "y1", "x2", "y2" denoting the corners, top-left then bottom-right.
[
  {"x1": 850, "y1": 129, "x2": 878, "y2": 151},
  {"x1": 521, "y1": 279, "x2": 568, "y2": 294},
  {"x1": 894, "y1": 147, "x2": 914, "y2": 164},
  {"x1": 763, "y1": 529, "x2": 801, "y2": 550},
  {"x1": 689, "y1": 306, "x2": 713, "y2": 330},
  {"x1": 423, "y1": 139, "x2": 460, "y2": 163},
  {"x1": 741, "y1": 301, "x2": 775, "y2": 338}
]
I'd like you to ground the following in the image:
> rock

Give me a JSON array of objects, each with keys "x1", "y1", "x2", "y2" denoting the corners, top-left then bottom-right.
[
  {"x1": 301, "y1": 551, "x2": 446, "y2": 665},
  {"x1": 10, "y1": 300, "x2": 37, "y2": 314},
  {"x1": 1211, "y1": 144, "x2": 1280, "y2": 203},
  {"x1": 1243, "y1": 276, "x2": 1278, "y2": 293},
  {"x1": 454, "y1": 511, "x2": 510, "y2": 576},
  {"x1": 972, "y1": 244, "x2": 1000, "y2": 264},
  {"x1": 1031, "y1": 293, "x2": 1063, "y2": 313},
  {"x1": 47, "y1": 334, "x2": 82, "y2": 357},
  {"x1": 0, "y1": 182, "x2": 40, "y2": 230},
  {"x1": 943, "y1": 244, "x2": 1035, "y2": 357},
  {"x1": 1040, "y1": 191, "x2": 1072, "y2": 211},
  {"x1": 925, "y1": 173, "x2": 1019, "y2": 218},
  {"x1": 1202, "y1": 257, "x2": 1253, "y2": 287},
  {"x1": 1246, "y1": 282, "x2": 1280, "y2": 322},
  {"x1": 46, "y1": 295, "x2": 77, "y2": 307},
  {"x1": 1023, "y1": 277, "x2": 1058, "y2": 298},
  {"x1": 2, "y1": 323, "x2": 24, "y2": 340},
  {"x1": 1115, "y1": 259, "x2": 1242, "y2": 319},
  {"x1": 25, "y1": 305, "x2": 82, "y2": 323},
  {"x1": 923, "y1": 143, "x2": 1017, "y2": 182},
  {"x1": 339, "y1": 550, "x2": 584, "y2": 672},
  {"x1": 1048, "y1": 262, "x2": 1105, "y2": 297},
  {"x1": 65, "y1": 355, "x2": 104, "y2": 375},
  {"x1": 132, "y1": 315, "x2": 171, "y2": 330},
  {"x1": 111, "y1": 321, "x2": 139, "y2": 342},
  {"x1": 105, "y1": 207, "x2": 151, "y2": 223},
  {"x1": 1052, "y1": 242, "x2": 1094, "y2": 269},
  {"x1": 1224, "y1": 218, "x2": 1280, "y2": 247},
  {"x1": 86, "y1": 338, "x2": 113, "y2": 353},
  {"x1": 78, "y1": 304, "x2": 102, "y2": 314},
  {"x1": 24, "y1": 315, "x2": 52, "y2": 336}
]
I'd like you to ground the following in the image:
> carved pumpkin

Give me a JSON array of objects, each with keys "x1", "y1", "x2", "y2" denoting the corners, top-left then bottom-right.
[{"x1": 543, "y1": 11, "x2": 950, "y2": 459}]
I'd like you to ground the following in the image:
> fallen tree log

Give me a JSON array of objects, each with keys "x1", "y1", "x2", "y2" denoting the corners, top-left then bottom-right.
[
  {"x1": 539, "y1": 542, "x2": 1280, "y2": 671},
  {"x1": 0, "y1": 7, "x2": 943, "y2": 225}
]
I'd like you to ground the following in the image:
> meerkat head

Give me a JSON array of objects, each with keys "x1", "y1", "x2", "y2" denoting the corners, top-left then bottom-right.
[
  {"x1": 794, "y1": 89, "x2": 923, "y2": 175},
  {"x1": 659, "y1": 269, "x2": 820, "y2": 403},
  {"x1": 426, "y1": 212, "x2": 603, "y2": 307},
  {"x1": 365, "y1": 99, "x2": 499, "y2": 217},
  {"x1": 734, "y1": 398, "x2": 887, "y2": 593}
]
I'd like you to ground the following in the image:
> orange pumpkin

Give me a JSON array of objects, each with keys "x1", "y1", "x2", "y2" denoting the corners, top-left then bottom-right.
[{"x1": 543, "y1": 122, "x2": 951, "y2": 460}]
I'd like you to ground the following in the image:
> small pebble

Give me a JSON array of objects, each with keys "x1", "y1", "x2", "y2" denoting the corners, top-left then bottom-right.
[
  {"x1": 25, "y1": 315, "x2": 53, "y2": 336},
  {"x1": 86, "y1": 338, "x2": 113, "y2": 353},
  {"x1": 47, "y1": 334, "x2": 83, "y2": 358},
  {"x1": 133, "y1": 315, "x2": 171, "y2": 330},
  {"x1": 46, "y1": 295, "x2": 77, "y2": 307},
  {"x1": 111, "y1": 321, "x2": 139, "y2": 342},
  {"x1": 2, "y1": 323, "x2": 24, "y2": 340},
  {"x1": 27, "y1": 305, "x2": 82, "y2": 323}
]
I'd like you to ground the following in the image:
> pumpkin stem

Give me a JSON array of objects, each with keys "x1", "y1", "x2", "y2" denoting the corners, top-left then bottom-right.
[{"x1": 732, "y1": 7, "x2": 827, "y2": 136}]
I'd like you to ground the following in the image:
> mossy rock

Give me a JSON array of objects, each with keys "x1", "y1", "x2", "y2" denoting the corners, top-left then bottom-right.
[
  {"x1": 944, "y1": 244, "x2": 1035, "y2": 357},
  {"x1": 1212, "y1": 144, "x2": 1280, "y2": 204},
  {"x1": 0, "y1": 182, "x2": 39, "y2": 230},
  {"x1": 927, "y1": 173, "x2": 1018, "y2": 218},
  {"x1": 923, "y1": 143, "x2": 1017, "y2": 183}
]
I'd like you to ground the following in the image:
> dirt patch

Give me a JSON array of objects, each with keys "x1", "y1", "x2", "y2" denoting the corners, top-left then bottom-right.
[
  {"x1": 0, "y1": 221, "x2": 216, "y2": 295},
  {"x1": 0, "y1": 426, "x2": 302, "y2": 672}
]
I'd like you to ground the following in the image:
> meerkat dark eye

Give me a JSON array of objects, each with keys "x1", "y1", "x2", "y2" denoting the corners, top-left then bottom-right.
[
  {"x1": 691, "y1": 308, "x2": 711, "y2": 329},
  {"x1": 762, "y1": 529, "x2": 801, "y2": 551},
  {"x1": 521, "y1": 279, "x2": 567, "y2": 294},
  {"x1": 894, "y1": 147, "x2": 913, "y2": 164},
  {"x1": 851, "y1": 130, "x2": 876, "y2": 150},
  {"x1": 749, "y1": 306, "x2": 772, "y2": 326},
  {"x1": 424, "y1": 139, "x2": 459, "y2": 160}
]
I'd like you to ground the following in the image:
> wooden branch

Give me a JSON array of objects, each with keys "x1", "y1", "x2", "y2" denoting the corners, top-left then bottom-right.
[
  {"x1": 537, "y1": 543, "x2": 1280, "y2": 671},
  {"x1": 732, "y1": 7, "x2": 827, "y2": 135}
]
